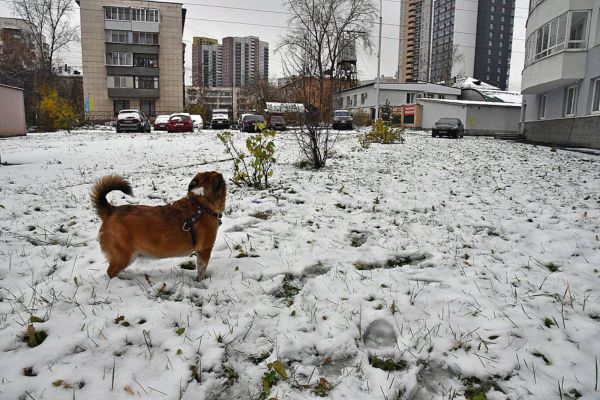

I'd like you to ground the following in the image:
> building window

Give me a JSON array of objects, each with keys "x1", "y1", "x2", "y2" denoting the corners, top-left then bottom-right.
[
  {"x1": 134, "y1": 54, "x2": 159, "y2": 68},
  {"x1": 592, "y1": 79, "x2": 600, "y2": 114},
  {"x1": 107, "y1": 76, "x2": 133, "y2": 89},
  {"x1": 565, "y1": 86, "x2": 577, "y2": 116},
  {"x1": 132, "y1": 32, "x2": 159, "y2": 45},
  {"x1": 105, "y1": 7, "x2": 130, "y2": 21},
  {"x1": 132, "y1": 8, "x2": 159, "y2": 22},
  {"x1": 539, "y1": 94, "x2": 547, "y2": 119},
  {"x1": 113, "y1": 100, "x2": 131, "y2": 115},
  {"x1": 353, "y1": 94, "x2": 357, "y2": 106},
  {"x1": 140, "y1": 100, "x2": 156, "y2": 116},
  {"x1": 106, "y1": 52, "x2": 133, "y2": 66},
  {"x1": 346, "y1": 96, "x2": 351, "y2": 107},
  {"x1": 568, "y1": 12, "x2": 589, "y2": 49},
  {"x1": 406, "y1": 93, "x2": 415, "y2": 103},
  {"x1": 106, "y1": 30, "x2": 131, "y2": 44},
  {"x1": 134, "y1": 76, "x2": 159, "y2": 89},
  {"x1": 361, "y1": 93, "x2": 367, "y2": 105}
]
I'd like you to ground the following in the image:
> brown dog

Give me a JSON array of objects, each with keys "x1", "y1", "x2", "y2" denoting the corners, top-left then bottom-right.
[{"x1": 90, "y1": 171, "x2": 226, "y2": 280}]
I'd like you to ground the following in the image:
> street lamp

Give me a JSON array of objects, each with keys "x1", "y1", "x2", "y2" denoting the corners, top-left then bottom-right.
[{"x1": 374, "y1": 0, "x2": 383, "y2": 121}]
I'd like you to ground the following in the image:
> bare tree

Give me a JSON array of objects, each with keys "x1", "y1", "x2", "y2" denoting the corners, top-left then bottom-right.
[
  {"x1": 12, "y1": 0, "x2": 79, "y2": 75},
  {"x1": 279, "y1": 0, "x2": 376, "y2": 169}
]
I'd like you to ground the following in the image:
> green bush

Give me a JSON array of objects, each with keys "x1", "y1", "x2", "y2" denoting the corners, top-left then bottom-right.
[
  {"x1": 359, "y1": 119, "x2": 405, "y2": 148},
  {"x1": 218, "y1": 126, "x2": 276, "y2": 190}
]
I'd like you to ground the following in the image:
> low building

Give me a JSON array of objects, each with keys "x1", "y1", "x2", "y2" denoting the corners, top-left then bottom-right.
[
  {"x1": 418, "y1": 98, "x2": 522, "y2": 135},
  {"x1": 0, "y1": 84, "x2": 26, "y2": 137},
  {"x1": 334, "y1": 81, "x2": 461, "y2": 118},
  {"x1": 521, "y1": 0, "x2": 600, "y2": 149},
  {"x1": 186, "y1": 86, "x2": 240, "y2": 119},
  {"x1": 454, "y1": 77, "x2": 522, "y2": 104}
]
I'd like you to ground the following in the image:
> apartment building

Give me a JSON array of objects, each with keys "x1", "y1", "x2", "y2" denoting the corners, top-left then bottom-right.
[
  {"x1": 399, "y1": 0, "x2": 515, "y2": 90},
  {"x1": 521, "y1": 0, "x2": 600, "y2": 149},
  {"x1": 222, "y1": 36, "x2": 269, "y2": 88},
  {"x1": 76, "y1": 0, "x2": 186, "y2": 118},
  {"x1": 399, "y1": 0, "x2": 432, "y2": 82},
  {"x1": 191, "y1": 36, "x2": 222, "y2": 87},
  {"x1": 0, "y1": 17, "x2": 44, "y2": 60}
]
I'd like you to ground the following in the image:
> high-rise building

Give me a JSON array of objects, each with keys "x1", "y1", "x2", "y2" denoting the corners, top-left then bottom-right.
[
  {"x1": 76, "y1": 0, "x2": 186, "y2": 118},
  {"x1": 191, "y1": 37, "x2": 221, "y2": 87},
  {"x1": 398, "y1": 0, "x2": 515, "y2": 90},
  {"x1": 222, "y1": 36, "x2": 269, "y2": 88},
  {"x1": 521, "y1": 0, "x2": 600, "y2": 149},
  {"x1": 399, "y1": 0, "x2": 432, "y2": 82}
]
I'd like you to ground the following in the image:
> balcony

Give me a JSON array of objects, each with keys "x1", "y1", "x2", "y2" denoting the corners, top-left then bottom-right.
[
  {"x1": 108, "y1": 88, "x2": 159, "y2": 99},
  {"x1": 107, "y1": 66, "x2": 159, "y2": 77},
  {"x1": 522, "y1": 50, "x2": 587, "y2": 94},
  {"x1": 106, "y1": 43, "x2": 159, "y2": 54}
]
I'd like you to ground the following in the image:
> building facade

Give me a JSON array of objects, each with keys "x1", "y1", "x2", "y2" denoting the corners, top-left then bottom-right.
[
  {"x1": 521, "y1": 0, "x2": 600, "y2": 149},
  {"x1": 191, "y1": 36, "x2": 221, "y2": 87},
  {"x1": 399, "y1": 0, "x2": 433, "y2": 82},
  {"x1": 222, "y1": 36, "x2": 269, "y2": 88},
  {"x1": 77, "y1": 0, "x2": 186, "y2": 119},
  {"x1": 399, "y1": 0, "x2": 515, "y2": 90}
]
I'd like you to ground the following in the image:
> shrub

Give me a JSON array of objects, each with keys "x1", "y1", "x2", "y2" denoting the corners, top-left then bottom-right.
[
  {"x1": 218, "y1": 126, "x2": 276, "y2": 190},
  {"x1": 39, "y1": 84, "x2": 78, "y2": 132},
  {"x1": 352, "y1": 108, "x2": 372, "y2": 127},
  {"x1": 359, "y1": 119, "x2": 405, "y2": 148}
]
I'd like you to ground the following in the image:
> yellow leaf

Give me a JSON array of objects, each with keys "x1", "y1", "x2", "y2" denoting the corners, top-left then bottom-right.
[
  {"x1": 124, "y1": 385, "x2": 135, "y2": 395},
  {"x1": 52, "y1": 379, "x2": 64, "y2": 387},
  {"x1": 269, "y1": 360, "x2": 288, "y2": 380}
]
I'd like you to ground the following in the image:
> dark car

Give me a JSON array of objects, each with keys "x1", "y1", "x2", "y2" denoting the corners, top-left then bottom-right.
[
  {"x1": 241, "y1": 114, "x2": 266, "y2": 133},
  {"x1": 266, "y1": 112, "x2": 286, "y2": 131},
  {"x1": 332, "y1": 110, "x2": 353, "y2": 130},
  {"x1": 116, "y1": 110, "x2": 151, "y2": 133},
  {"x1": 167, "y1": 113, "x2": 194, "y2": 133},
  {"x1": 211, "y1": 110, "x2": 231, "y2": 129},
  {"x1": 432, "y1": 118, "x2": 464, "y2": 138}
]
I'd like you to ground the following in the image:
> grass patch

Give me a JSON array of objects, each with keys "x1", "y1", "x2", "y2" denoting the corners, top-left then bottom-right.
[
  {"x1": 272, "y1": 274, "x2": 301, "y2": 306},
  {"x1": 368, "y1": 356, "x2": 407, "y2": 371},
  {"x1": 544, "y1": 318, "x2": 556, "y2": 328},
  {"x1": 180, "y1": 261, "x2": 196, "y2": 270},
  {"x1": 250, "y1": 210, "x2": 273, "y2": 220},
  {"x1": 24, "y1": 324, "x2": 47, "y2": 348},
  {"x1": 355, "y1": 253, "x2": 428, "y2": 271},
  {"x1": 544, "y1": 262, "x2": 560, "y2": 273},
  {"x1": 532, "y1": 351, "x2": 551, "y2": 365}
]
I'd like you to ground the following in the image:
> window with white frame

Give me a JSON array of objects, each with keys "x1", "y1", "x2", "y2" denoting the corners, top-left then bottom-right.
[
  {"x1": 565, "y1": 86, "x2": 577, "y2": 116},
  {"x1": 107, "y1": 76, "x2": 133, "y2": 89},
  {"x1": 106, "y1": 52, "x2": 133, "y2": 66},
  {"x1": 525, "y1": 12, "x2": 568, "y2": 66},
  {"x1": 361, "y1": 93, "x2": 367, "y2": 105},
  {"x1": 106, "y1": 30, "x2": 131, "y2": 44},
  {"x1": 134, "y1": 76, "x2": 159, "y2": 89},
  {"x1": 406, "y1": 93, "x2": 415, "y2": 103},
  {"x1": 539, "y1": 94, "x2": 547, "y2": 119},
  {"x1": 132, "y1": 8, "x2": 159, "y2": 23},
  {"x1": 568, "y1": 11, "x2": 589, "y2": 49},
  {"x1": 105, "y1": 7, "x2": 130, "y2": 21},
  {"x1": 592, "y1": 79, "x2": 600, "y2": 114}
]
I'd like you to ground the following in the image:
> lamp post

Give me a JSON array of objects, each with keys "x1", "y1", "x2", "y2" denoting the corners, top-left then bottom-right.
[{"x1": 374, "y1": 0, "x2": 383, "y2": 121}]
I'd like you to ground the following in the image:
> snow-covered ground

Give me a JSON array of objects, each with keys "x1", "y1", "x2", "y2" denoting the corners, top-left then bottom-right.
[{"x1": 1, "y1": 130, "x2": 599, "y2": 400}]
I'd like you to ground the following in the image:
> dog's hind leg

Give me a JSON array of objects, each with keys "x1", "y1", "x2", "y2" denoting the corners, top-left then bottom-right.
[
  {"x1": 195, "y1": 247, "x2": 213, "y2": 280},
  {"x1": 106, "y1": 248, "x2": 133, "y2": 279}
]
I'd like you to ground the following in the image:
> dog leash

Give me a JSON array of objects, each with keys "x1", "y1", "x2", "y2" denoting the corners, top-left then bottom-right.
[{"x1": 183, "y1": 206, "x2": 223, "y2": 246}]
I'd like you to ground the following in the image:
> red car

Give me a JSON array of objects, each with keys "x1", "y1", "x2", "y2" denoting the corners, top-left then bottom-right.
[{"x1": 167, "y1": 114, "x2": 193, "y2": 133}]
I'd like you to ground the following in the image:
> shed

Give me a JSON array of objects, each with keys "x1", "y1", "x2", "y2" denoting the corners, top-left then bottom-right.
[
  {"x1": 0, "y1": 84, "x2": 26, "y2": 137},
  {"x1": 418, "y1": 98, "x2": 522, "y2": 135}
]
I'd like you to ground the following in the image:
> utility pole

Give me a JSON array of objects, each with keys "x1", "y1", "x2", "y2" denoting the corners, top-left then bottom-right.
[{"x1": 375, "y1": 0, "x2": 383, "y2": 121}]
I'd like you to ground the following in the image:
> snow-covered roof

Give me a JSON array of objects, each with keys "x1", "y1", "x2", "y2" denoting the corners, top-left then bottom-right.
[
  {"x1": 453, "y1": 76, "x2": 500, "y2": 90},
  {"x1": 454, "y1": 76, "x2": 522, "y2": 104},
  {"x1": 336, "y1": 82, "x2": 461, "y2": 96},
  {"x1": 266, "y1": 102, "x2": 305, "y2": 112},
  {"x1": 418, "y1": 98, "x2": 522, "y2": 107}
]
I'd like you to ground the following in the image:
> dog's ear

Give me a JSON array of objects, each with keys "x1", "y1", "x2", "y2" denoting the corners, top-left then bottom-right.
[
  {"x1": 213, "y1": 174, "x2": 225, "y2": 192},
  {"x1": 187, "y1": 178, "x2": 198, "y2": 192}
]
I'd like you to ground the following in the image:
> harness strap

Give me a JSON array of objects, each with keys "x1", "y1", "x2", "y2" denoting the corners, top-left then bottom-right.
[{"x1": 183, "y1": 206, "x2": 223, "y2": 246}]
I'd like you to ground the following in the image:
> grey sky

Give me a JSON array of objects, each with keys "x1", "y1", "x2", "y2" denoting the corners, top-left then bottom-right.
[{"x1": 0, "y1": 0, "x2": 528, "y2": 91}]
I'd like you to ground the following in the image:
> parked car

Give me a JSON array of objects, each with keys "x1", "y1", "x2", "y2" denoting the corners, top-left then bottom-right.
[
  {"x1": 265, "y1": 111, "x2": 286, "y2": 131},
  {"x1": 191, "y1": 114, "x2": 203, "y2": 130},
  {"x1": 116, "y1": 110, "x2": 151, "y2": 133},
  {"x1": 237, "y1": 113, "x2": 253, "y2": 130},
  {"x1": 240, "y1": 114, "x2": 266, "y2": 133},
  {"x1": 211, "y1": 110, "x2": 230, "y2": 129},
  {"x1": 153, "y1": 114, "x2": 171, "y2": 131},
  {"x1": 432, "y1": 118, "x2": 464, "y2": 138},
  {"x1": 332, "y1": 110, "x2": 353, "y2": 130},
  {"x1": 167, "y1": 113, "x2": 193, "y2": 133}
]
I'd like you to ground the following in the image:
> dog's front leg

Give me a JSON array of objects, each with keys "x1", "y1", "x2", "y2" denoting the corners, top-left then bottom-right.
[{"x1": 195, "y1": 247, "x2": 213, "y2": 280}]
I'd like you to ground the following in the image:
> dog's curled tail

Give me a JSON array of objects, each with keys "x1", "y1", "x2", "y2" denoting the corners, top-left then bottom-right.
[{"x1": 90, "y1": 175, "x2": 133, "y2": 219}]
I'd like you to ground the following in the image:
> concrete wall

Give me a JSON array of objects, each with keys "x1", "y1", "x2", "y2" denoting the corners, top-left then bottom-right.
[
  {"x1": 523, "y1": 115, "x2": 600, "y2": 149},
  {"x1": 465, "y1": 105, "x2": 521, "y2": 134},
  {"x1": 420, "y1": 100, "x2": 520, "y2": 134},
  {"x1": 0, "y1": 85, "x2": 26, "y2": 137},
  {"x1": 421, "y1": 102, "x2": 468, "y2": 130}
]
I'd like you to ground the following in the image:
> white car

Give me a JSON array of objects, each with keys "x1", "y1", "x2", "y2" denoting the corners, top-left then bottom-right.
[{"x1": 191, "y1": 114, "x2": 203, "y2": 130}]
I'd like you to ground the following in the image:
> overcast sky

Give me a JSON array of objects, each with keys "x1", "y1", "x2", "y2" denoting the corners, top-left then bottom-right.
[{"x1": 0, "y1": 0, "x2": 529, "y2": 91}]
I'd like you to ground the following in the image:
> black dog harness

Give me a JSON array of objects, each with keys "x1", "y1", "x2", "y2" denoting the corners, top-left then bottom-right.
[{"x1": 183, "y1": 206, "x2": 223, "y2": 246}]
